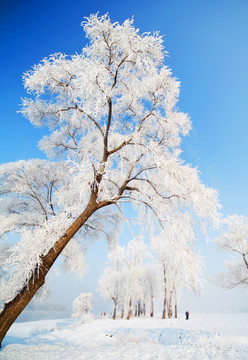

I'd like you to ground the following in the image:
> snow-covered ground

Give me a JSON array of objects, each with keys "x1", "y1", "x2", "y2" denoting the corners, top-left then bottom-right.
[{"x1": 1, "y1": 313, "x2": 247, "y2": 359}]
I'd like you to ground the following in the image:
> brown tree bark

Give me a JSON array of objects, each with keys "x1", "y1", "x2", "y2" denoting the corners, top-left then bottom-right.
[
  {"x1": 112, "y1": 299, "x2": 117, "y2": 320},
  {"x1": 162, "y1": 297, "x2": 167, "y2": 319},
  {"x1": 143, "y1": 301, "x2": 146, "y2": 316},
  {"x1": 174, "y1": 303, "x2": 178, "y2": 319},
  {"x1": 126, "y1": 297, "x2": 132, "y2": 320},
  {"x1": 174, "y1": 288, "x2": 178, "y2": 319},
  {"x1": 162, "y1": 266, "x2": 167, "y2": 319},
  {"x1": 150, "y1": 294, "x2": 154, "y2": 316},
  {"x1": 121, "y1": 299, "x2": 125, "y2": 318},
  {"x1": 0, "y1": 195, "x2": 111, "y2": 347},
  {"x1": 138, "y1": 300, "x2": 141, "y2": 317},
  {"x1": 167, "y1": 290, "x2": 173, "y2": 319}
]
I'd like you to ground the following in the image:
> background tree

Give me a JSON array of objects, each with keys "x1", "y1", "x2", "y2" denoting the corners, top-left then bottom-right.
[
  {"x1": 215, "y1": 215, "x2": 248, "y2": 289},
  {"x1": 143, "y1": 263, "x2": 160, "y2": 317},
  {"x1": 0, "y1": 13, "x2": 220, "y2": 346},
  {"x1": 152, "y1": 233, "x2": 171, "y2": 319},
  {"x1": 151, "y1": 214, "x2": 203, "y2": 319},
  {"x1": 71, "y1": 292, "x2": 94, "y2": 321},
  {"x1": 122, "y1": 239, "x2": 149, "y2": 319},
  {"x1": 97, "y1": 245, "x2": 125, "y2": 319}
]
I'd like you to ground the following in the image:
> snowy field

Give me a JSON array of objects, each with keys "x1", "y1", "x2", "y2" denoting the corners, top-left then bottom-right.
[{"x1": 1, "y1": 313, "x2": 248, "y2": 359}]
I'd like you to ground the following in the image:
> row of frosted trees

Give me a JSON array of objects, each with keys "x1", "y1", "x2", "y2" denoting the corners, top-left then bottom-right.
[{"x1": 98, "y1": 218, "x2": 202, "y2": 320}]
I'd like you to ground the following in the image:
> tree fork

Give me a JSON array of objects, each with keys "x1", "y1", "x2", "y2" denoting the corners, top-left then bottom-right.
[{"x1": 0, "y1": 199, "x2": 101, "y2": 347}]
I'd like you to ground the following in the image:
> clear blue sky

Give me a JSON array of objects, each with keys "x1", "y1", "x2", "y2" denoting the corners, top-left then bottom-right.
[{"x1": 1, "y1": 0, "x2": 248, "y2": 315}]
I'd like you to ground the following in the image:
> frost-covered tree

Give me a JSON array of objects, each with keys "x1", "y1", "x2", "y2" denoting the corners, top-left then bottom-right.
[
  {"x1": 152, "y1": 214, "x2": 203, "y2": 319},
  {"x1": 215, "y1": 215, "x2": 248, "y2": 289},
  {"x1": 0, "y1": 13, "x2": 220, "y2": 346},
  {"x1": 72, "y1": 292, "x2": 94, "y2": 321},
  {"x1": 143, "y1": 263, "x2": 160, "y2": 317},
  {"x1": 97, "y1": 245, "x2": 125, "y2": 319},
  {"x1": 98, "y1": 240, "x2": 151, "y2": 319},
  {"x1": 152, "y1": 234, "x2": 171, "y2": 319},
  {"x1": 122, "y1": 239, "x2": 150, "y2": 319}
]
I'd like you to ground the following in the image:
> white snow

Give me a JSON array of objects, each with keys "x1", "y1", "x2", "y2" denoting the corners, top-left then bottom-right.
[{"x1": 1, "y1": 313, "x2": 247, "y2": 359}]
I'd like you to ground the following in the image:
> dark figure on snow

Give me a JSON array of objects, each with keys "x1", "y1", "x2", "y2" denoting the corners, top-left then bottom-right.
[{"x1": 185, "y1": 311, "x2": 189, "y2": 320}]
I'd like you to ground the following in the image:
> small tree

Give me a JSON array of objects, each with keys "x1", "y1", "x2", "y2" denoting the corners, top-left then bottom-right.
[
  {"x1": 215, "y1": 215, "x2": 248, "y2": 289},
  {"x1": 72, "y1": 292, "x2": 94, "y2": 321}
]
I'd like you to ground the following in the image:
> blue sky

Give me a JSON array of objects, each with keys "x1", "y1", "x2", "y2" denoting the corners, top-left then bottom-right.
[{"x1": 1, "y1": 0, "x2": 248, "y2": 315}]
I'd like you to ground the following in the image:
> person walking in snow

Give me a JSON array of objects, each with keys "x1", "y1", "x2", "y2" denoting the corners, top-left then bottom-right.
[{"x1": 185, "y1": 311, "x2": 189, "y2": 320}]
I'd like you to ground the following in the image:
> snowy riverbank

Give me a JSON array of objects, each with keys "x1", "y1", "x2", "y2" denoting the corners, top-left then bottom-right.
[{"x1": 1, "y1": 313, "x2": 247, "y2": 359}]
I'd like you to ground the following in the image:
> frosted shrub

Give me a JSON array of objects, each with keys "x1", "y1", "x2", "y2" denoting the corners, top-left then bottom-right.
[{"x1": 72, "y1": 293, "x2": 94, "y2": 322}]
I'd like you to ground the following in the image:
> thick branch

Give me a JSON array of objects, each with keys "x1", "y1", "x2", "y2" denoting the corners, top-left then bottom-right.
[
  {"x1": 128, "y1": 177, "x2": 180, "y2": 201},
  {"x1": 242, "y1": 253, "x2": 248, "y2": 270},
  {"x1": 117, "y1": 154, "x2": 144, "y2": 197},
  {"x1": 103, "y1": 97, "x2": 112, "y2": 161},
  {"x1": 21, "y1": 175, "x2": 48, "y2": 221},
  {"x1": 107, "y1": 101, "x2": 158, "y2": 157},
  {"x1": 73, "y1": 102, "x2": 104, "y2": 137}
]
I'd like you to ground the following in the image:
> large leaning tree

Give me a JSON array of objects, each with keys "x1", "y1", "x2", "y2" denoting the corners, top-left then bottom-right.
[{"x1": 0, "y1": 13, "x2": 220, "y2": 345}]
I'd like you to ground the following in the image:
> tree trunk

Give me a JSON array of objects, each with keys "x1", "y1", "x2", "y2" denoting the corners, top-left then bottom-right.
[
  {"x1": 121, "y1": 301, "x2": 125, "y2": 319},
  {"x1": 126, "y1": 297, "x2": 132, "y2": 320},
  {"x1": 162, "y1": 266, "x2": 167, "y2": 319},
  {"x1": 174, "y1": 289, "x2": 177, "y2": 319},
  {"x1": 0, "y1": 195, "x2": 108, "y2": 347},
  {"x1": 150, "y1": 294, "x2": 154, "y2": 316},
  {"x1": 174, "y1": 303, "x2": 178, "y2": 319},
  {"x1": 138, "y1": 300, "x2": 141, "y2": 317},
  {"x1": 113, "y1": 300, "x2": 117, "y2": 320},
  {"x1": 162, "y1": 296, "x2": 167, "y2": 319},
  {"x1": 167, "y1": 290, "x2": 173, "y2": 319},
  {"x1": 0, "y1": 265, "x2": 47, "y2": 348},
  {"x1": 143, "y1": 301, "x2": 146, "y2": 316}
]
